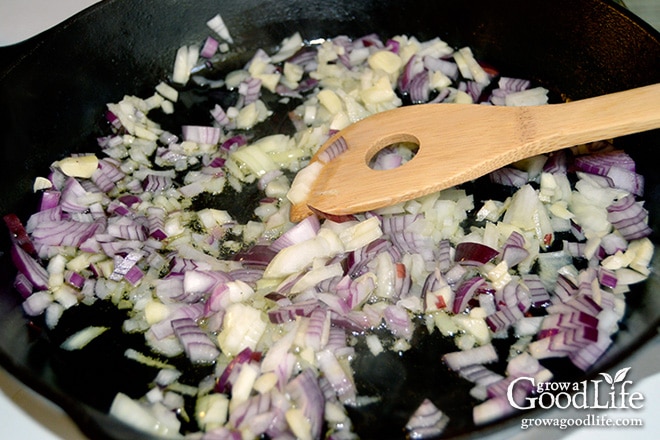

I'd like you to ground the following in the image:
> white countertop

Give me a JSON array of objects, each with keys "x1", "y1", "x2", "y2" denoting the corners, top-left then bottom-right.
[{"x1": 1, "y1": 1, "x2": 659, "y2": 439}]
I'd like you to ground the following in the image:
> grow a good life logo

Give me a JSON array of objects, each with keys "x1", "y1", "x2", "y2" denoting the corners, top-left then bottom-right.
[{"x1": 507, "y1": 367, "x2": 646, "y2": 430}]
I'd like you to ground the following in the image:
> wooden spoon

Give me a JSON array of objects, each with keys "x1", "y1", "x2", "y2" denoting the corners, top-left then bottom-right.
[{"x1": 289, "y1": 83, "x2": 660, "y2": 222}]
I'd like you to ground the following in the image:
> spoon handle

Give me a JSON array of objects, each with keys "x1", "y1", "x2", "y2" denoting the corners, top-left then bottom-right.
[{"x1": 527, "y1": 83, "x2": 660, "y2": 154}]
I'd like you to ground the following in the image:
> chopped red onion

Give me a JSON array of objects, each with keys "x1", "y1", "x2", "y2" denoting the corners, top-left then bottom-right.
[
  {"x1": 598, "y1": 267, "x2": 618, "y2": 288},
  {"x1": 232, "y1": 244, "x2": 277, "y2": 268},
  {"x1": 216, "y1": 347, "x2": 261, "y2": 393},
  {"x1": 316, "y1": 350, "x2": 356, "y2": 405},
  {"x1": 267, "y1": 299, "x2": 319, "y2": 324},
  {"x1": 211, "y1": 105, "x2": 231, "y2": 127},
  {"x1": 269, "y1": 215, "x2": 320, "y2": 252},
  {"x1": 64, "y1": 270, "x2": 86, "y2": 289},
  {"x1": 182, "y1": 125, "x2": 222, "y2": 145},
  {"x1": 442, "y1": 343, "x2": 498, "y2": 371},
  {"x1": 171, "y1": 317, "x2": 220, "y2": 363},
  {"x1": 405, "y1": 398, "x2": 449, "y2": 439},
  {"x1": 574, "y1": 150, "x2": 643, "y2": 195},
  {"x1": 454, "y1": 242, "x2": 499, "y2": 266},
  {"x1": 228, "y1": 392, "x2": 273, "y2": 432},
  {"x1": 452, "y1": 276, "x2": 486, "y2": 314},
  {"x1": 285, "y1": 368, "x2": 325, "y2": 439},
  {"x1": 109, "y1": 250, "x2": 144, "y2": 282},
  {"x1": 91, "y1": 159, "x2": 125, "y2": 192},
  {"x1": 383, "y1": 304, "x2": 413, "y2": 339},
  {"x1": 146, "y1": 207, "x2": 167, "y2": 240},
  {"x1": 316, "y1": 136, "x2": 348, "y2": 164},
  {"x1": 13, "y1": 272, "x2": 34, "y2": 299},
  {"x1": 149, "y1": 303, "x2": 205, "y2": 340},
  {"x1": 22, "y1": 291, "x2": 54, "y2": 316},
  {"x1": 238, "y1": 77, "x2": 262, "y2": 106},
  {"x1": 489, "y1": 166, "x2": 529, "y2": 187},
  {"x1": 606, "y1": 194, "x2": 652, "y2": 240},
  {"x1": 31, "y1": 218, "x2": 103, "y2": 248},
  {"x1": 200, "y1": 36, "x2": 220, "y2": 58},
  {"x1": 521, "y1": 274, "x2": 551, "y2": 307},
  {"x1": 568, "y1": 331, "x2": 613, "y2": 371},
  {"x1": 408, "y1": 71, "x2": 430, "y2": 103},
  {"x1": 497, "y1": 76, "x2": 531, "y2": 92},
  {"x1": 124, "y1": 265, "x2": 145, "y2": 286},
  {"x1": 458, "y1": 363, "x2": 503, "y2": 387},
  {"x1": 142, "y1": 174, "x2": 173, "y2": 192},
  {"x1": 10, "y1": 243, "x2": 49, "y2": 291},
  {"x1": 60, "y1": 177, "x2": 94, "y2": 213},
  {"x1": 485, "y1": 305, "x2": 524, "y2": 332},
  {"x1": 38, "y1": 190, "x2": 62, "y2": 212}
]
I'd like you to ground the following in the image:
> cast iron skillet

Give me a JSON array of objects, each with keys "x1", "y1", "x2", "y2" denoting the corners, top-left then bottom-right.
[{"x1": 1, "y1": 0, "x2": 660, "y2": 439}]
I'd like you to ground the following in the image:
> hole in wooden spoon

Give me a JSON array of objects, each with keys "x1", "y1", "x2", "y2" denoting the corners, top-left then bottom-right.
[{"x1": 366, "y1": 134, "x2": 420, "y2": 170}]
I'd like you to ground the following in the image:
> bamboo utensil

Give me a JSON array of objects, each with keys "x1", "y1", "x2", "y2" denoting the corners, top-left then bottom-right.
[{"x1": 290, "y1": 84, "x2": 660, "y2": 222}]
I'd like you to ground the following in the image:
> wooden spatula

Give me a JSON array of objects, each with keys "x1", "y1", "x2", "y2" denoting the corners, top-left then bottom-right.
[{"x1": 289, "y1": 83, "x2": 660, "y2": 222}]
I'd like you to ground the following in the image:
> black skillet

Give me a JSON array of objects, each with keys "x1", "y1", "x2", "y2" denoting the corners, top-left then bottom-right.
[{"x1": 1, "y1": 0, "x2": 660, "y2": 439}]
